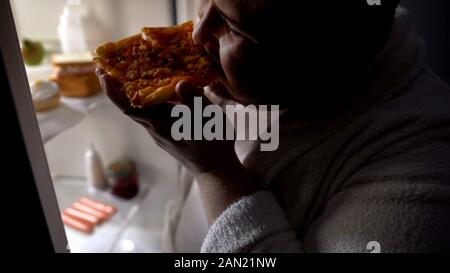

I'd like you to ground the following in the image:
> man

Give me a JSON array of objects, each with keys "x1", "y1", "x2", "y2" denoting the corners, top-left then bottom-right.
[{"x1": 97, "y1": 0, "x2": 450, "y2": 252}]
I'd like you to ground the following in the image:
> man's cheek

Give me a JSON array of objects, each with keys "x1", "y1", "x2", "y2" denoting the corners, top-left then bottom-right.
[{"x1": 220, "y1": 48, "x2": 239, "y2": 79}]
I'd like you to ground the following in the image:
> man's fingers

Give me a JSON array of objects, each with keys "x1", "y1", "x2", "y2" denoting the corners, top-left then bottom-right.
[
  {"x1": 126, "y1": 103, "x2": 173, "y2": 121},
  {"x1": 95, "y1": 67, "x2": 105, "y2": 78},
  {"x1": 98, "y1": 71, "x2": 131, "y2": 113},
  {"x1": 176, "y1": 80, "x2": 203, "y2": 103},
  {"x1": 128, "y1": 103, "x2": 176, "y2": 136},
  {"x1": 175, "y1": 80, "x2": 212, "y2": 107}
]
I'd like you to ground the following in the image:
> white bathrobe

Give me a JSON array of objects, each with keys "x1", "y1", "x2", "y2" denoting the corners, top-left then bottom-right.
[{"x1": 164, "y1": 11, "x2": 450, "y2": 253}]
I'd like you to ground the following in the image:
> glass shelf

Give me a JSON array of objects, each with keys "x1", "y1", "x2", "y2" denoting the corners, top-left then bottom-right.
[
  {"x1": 35, "y1": 92, "x2": 110, "y2": 143},
  {"x1": 36, "y1": 104, "x2": 84, "y2": 143},
  {"x1": 25, "y1": 62, "x2": 110, "y2": 143},
  {"x1": 53, "y1": 175, "x2": 151, "y2": 253}
]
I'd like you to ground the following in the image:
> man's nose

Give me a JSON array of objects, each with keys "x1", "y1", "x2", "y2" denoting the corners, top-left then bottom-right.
[
  {"x1": 192, "y1": 4, "x2": 218, "y2": 48},
  {"x1": 192, "y1": 19, "x2": 206, "y2": 46},
  {"x1": 193, "y1": 12, "x2": 220, "y2": 62}
]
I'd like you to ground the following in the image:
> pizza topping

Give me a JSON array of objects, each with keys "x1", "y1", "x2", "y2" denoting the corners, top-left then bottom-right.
[{"x1": 93, "y1": 21, "x2": 219, "y2": 108}]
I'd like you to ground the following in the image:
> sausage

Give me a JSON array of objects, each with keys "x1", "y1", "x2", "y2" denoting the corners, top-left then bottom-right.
[
  {"x1": 63, "y1": 207, "x2": 101, "y2": 225},
  {"x1": 61, "y1": 213, "x2": 94, "y2": 234},
  {"x1": 71, "y1": 202, "x2": 110, "y2": 221},
  {"x1": 79, "y1": 197, "x2": 117, "y2": 215}
]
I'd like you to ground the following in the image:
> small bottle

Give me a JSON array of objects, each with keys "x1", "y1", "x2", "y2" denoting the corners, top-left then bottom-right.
[{"x1": 85, "y1": 143, "x2": 108, "y2": 192}]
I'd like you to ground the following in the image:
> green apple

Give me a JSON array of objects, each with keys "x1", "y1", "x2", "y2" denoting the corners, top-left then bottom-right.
[{"x1": 21, "y1": 39, "x2": 45, "y2": 66}]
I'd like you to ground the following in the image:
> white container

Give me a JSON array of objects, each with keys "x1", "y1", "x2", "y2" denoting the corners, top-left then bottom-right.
[
  {"x1": 84, "y1": 143, "x2": 108, "y2": 192},
  {"x1": 57, "y1": 0, "x2": 89, "y2": 53},
  {"x1": 57, "y1": 0, "x2": 109, "y2": 53}
]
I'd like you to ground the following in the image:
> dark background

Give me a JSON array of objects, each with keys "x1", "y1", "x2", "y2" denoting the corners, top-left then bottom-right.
[{"x1": 403, "y1": 0, "x2": 450, "y2": 84}]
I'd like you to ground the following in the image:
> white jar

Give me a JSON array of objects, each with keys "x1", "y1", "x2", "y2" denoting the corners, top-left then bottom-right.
[
  {"x1": 84, "y1": 143, "x2": 108, "y2": 192},
  {"x1": 57, "y1": 1, "x2": 87, "y2": 53},
  {"x1": 58, "y1": 0, "x2": 109, "y2": 53}
]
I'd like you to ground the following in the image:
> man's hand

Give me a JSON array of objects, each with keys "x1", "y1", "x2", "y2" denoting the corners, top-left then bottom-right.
[{"x1": 96, "y1": 68, "x2": 240, "y2": 175}]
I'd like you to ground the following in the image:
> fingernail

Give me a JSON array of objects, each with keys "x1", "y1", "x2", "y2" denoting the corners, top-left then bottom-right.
[{"x1": 95, "y1": 68, "x2": 104, "y2": 78}]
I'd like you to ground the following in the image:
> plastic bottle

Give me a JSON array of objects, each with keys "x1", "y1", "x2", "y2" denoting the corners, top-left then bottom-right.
[
  {"x1": 57, "y1": 0, "x2": 109, "y2": 53},
  {"x1": 57, "y1": 0, "x2": 87, "y2": 53},
  {"x1": 84, "y1": 143, "x2": 108, "y2": 192}
]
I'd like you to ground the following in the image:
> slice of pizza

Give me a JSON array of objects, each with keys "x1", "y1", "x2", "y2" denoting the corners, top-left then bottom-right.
[{"x1": 93, "y1": 21, "x2": 219, "y2": 108}]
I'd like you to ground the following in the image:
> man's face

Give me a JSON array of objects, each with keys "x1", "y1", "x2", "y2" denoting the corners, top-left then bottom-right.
[
  {"x1": 193, "y1": 1, "x2": 395, "y2": 110},
  {"x1": 193, "y1": 0, "x2": 276, "y2": 105}
]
